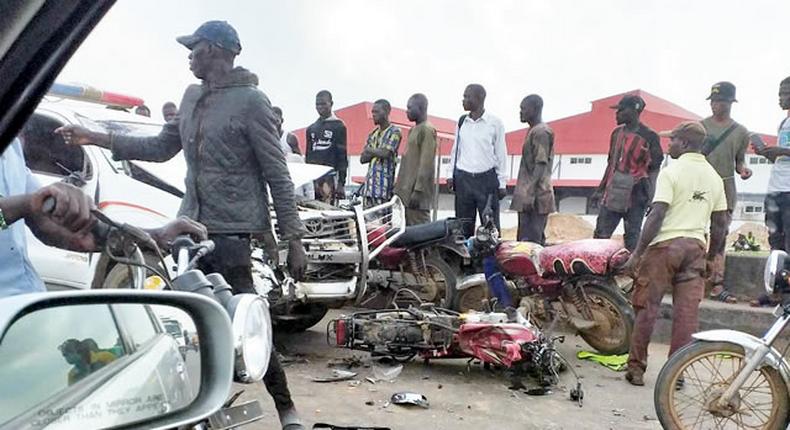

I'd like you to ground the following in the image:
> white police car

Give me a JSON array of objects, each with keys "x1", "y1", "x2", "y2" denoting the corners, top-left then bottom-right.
[
  {"x1": 24, "y1": 83, "x2": 335, "y2": 292},
  {"x1": 22, "y1": 84, "x2": 183, "y2": 291}
]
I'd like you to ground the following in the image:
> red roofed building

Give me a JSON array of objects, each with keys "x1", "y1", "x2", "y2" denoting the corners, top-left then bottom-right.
[{"x1": 294, "y1": 91, "x2": 776, "y2": 220}]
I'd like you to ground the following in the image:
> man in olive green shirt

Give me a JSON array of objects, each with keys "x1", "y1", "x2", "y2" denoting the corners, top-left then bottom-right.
[
  {"x1": 510, "y1": 94, "x2": 555, "y2": 244},
  {"x1": 701, "y1": 81, "x2": 752, "y2": 303},
  {"x1": 394, "y1": 93, "x2": 437, "y2": 225}
]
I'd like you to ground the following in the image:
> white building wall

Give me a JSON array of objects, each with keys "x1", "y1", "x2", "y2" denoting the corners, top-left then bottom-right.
[
  {"x1": 558, "y1": 196, "x2": 588, "y2": 214},
  {"x1": 555, "y1": 154, "x2": 608, "y2": 180}
]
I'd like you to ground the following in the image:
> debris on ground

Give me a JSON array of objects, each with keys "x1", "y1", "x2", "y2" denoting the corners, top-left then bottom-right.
[
  {"x1": 391, "y1": 392, "x2": 430, "y2": 409},
  {"x1": 525, "y1": 387, "x2": 552, "y2": 396},
  {"x1": 280, "y1": 353, "x2": 309, "y2": 367},
  {"x1": 327, "y1": 355, "x2": 365, "y2": 369},
  {"x1": 371, "y1": 360, "x2": 403, "y2": 382},
  {"x1": 312, "y1": 369, "x2": 358, "y2": 383},
  {"x1": 612, "y1": 408, "x2": 625, "y2": 417},
  {"x1": 347, "y1": 380, "x2": 361, "y2": 387},
  {"x1": 313, "y1": 423, "x2": 392, "y2": 430}
]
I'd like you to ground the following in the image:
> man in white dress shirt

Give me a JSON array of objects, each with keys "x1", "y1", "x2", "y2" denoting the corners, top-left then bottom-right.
[{"x1": 447, "y1": 83, "x2": 508, "y2": 238}]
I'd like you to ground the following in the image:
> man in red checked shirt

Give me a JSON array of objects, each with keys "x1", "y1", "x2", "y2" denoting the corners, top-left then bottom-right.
[{"x1": 593, "y1": 94, "x2": 663, "y2": 252}]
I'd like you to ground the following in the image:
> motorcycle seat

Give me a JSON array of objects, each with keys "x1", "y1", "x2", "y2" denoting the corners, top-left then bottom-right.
[
  {"x1": 391, "y1": 219, "x2": 449, "y2": 248},
  {"x1": 538, "y1": 239, "x2": 629, "y2": 276}
]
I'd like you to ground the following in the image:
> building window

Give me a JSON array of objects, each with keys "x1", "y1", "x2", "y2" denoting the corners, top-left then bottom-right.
[
  {"x1": 750, "y1": 156, "x2": 769, "y2": 165},
  {"x1": 570, "y1": 158, "x2": 577, "y2": 164},
  {"x1": 569, "y1": 157, "x2": 592, "y2": 165},
  {"x1": 584, "y1": 157, "x2": 592, "y2": 164},
  {"x1": 744, "y1": 205, "x2": 764, "y2": 214},
  {"x1": 441, "y1": 157, "x2": 450, "y2": 165}
]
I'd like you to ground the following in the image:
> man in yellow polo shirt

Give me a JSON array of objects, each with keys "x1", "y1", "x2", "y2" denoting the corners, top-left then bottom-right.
[{"x1": 621, "y1": 121, "x2": 729, "y2": 386}]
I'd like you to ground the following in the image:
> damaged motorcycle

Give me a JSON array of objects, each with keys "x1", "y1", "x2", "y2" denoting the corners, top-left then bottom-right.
[
  {"x1": 455, "y1": 197, "x2": 635, "y2": 355},
  {"x1": 328, "y1": 304, "x2": 584, "y2": 404},
  {"x1": 260, "y1": 195, "x2": 466, "y2": 332}
]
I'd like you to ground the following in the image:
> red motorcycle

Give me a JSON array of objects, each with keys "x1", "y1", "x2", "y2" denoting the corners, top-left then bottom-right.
[
  {"x1": 456, "y1": 198, "x2": 635, "y2": 355},
  {"x1": 363, "y1": 217, "x2": 468, "y2": 309}
]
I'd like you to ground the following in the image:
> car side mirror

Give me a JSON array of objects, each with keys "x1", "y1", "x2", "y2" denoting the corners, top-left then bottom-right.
[{"x1": 0, "y1": 290, "x2": 234, "y2": 430}]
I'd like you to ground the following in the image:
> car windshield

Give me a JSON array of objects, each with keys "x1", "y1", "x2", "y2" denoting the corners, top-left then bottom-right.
[{"x1": 92, "y1": 119, "x2": 189, "y2": 193}]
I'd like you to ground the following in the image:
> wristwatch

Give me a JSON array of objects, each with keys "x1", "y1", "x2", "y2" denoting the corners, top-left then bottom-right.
[{"x1": 0, "y1": 206, "x2": 7, "y2": 230}]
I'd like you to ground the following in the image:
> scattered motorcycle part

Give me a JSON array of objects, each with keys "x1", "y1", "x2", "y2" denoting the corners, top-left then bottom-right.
[
  {"x1": 313, "y1": 424, "x2": 392, "y2": 430},
  {"x1": 525, "y1": 387, "x2": 552, "y2": 396},
  {"x1": 371, "y1": 362, "x2": 403, "y2": 382},
  {"x1": 391, "y1": 392, "x2": 429, "y2": 409},
  {"x1": 312, "y1": 369, "x2": 358, "y2": 383},
  {"x1": 570, "y1": 383, "x2": 584, "y2": 407}
]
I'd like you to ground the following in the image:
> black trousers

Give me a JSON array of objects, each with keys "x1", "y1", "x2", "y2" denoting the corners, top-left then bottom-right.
[
  {"x1": 199, "y1": 234, "x2": 295, "y2": 412},
  {"x1": 766, "y1": 192, "x2": 790, "y2": 252},
  {"x1": 594, "y1": 204, "x2": 647, "y2": 252},
  {"x1": 517, "y1": 210, "x2": 548, "y2": 245},
  {"x1": 454, "y1": 169, "x2": 500, "y2": 238}
]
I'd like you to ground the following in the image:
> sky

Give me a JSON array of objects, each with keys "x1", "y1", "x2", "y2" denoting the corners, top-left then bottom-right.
[{"x1": 58, "y1": 0, "x2": 790, "y2": 135}]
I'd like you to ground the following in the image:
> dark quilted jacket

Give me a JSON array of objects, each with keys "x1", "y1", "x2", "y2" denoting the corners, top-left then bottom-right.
[{"x1": 111, "y1": 67, "x2": 305, "y2": 239}]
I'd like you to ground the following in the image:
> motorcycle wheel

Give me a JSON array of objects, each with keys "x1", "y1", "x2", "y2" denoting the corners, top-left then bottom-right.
[
  {"x1": 397, "y1": 254, "x2": 458, "y2": 308},
  {"x1": 574, "y1": 280, "x2": 634, "y2": 355},
  {"x1": 272, "y1": 303, "x2": 329, "y2": 333},
  {"x1": 454, "y1": 284, "x2": 489, "y2": 312},
  {"x1": 655, "y1": 341, "x2": 789, "y2": 430},
  {"x1": 101, "y1": 254, "x2": 164, "y2": 289}
]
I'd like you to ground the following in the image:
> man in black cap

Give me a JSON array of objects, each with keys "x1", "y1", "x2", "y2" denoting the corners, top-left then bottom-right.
[
  {"x1": 701, "y1": 81, "x2": 752, "y2": 304},
  {"x1": 593, "y1": 94, "x2": 663, "y2": 251},
  {"x1": 57, "y1": 20, "x2": 307, "y2": 430}
]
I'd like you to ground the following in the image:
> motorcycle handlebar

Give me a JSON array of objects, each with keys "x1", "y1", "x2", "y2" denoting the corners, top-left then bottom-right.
[{"x1": 41, "y1": 196, "x2": 112, "y2": 244}]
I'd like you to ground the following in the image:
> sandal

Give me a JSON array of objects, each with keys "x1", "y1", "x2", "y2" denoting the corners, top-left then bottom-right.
[
  {"x1": 750, "y1": 293, "x2": 781, "y2": 308},
  {"x1": 709, "y1": 288, "x2": 737, "y2": 304}
]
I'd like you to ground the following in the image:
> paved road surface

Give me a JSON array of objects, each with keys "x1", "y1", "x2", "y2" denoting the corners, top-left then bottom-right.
[{"x1": 233, "y1": 310, "x2": 670, "y2": 430}]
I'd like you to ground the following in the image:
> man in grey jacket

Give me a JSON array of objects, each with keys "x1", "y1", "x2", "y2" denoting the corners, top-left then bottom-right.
[{"x1": 58, "y1": 21, "x2": 307, "y2": 430}]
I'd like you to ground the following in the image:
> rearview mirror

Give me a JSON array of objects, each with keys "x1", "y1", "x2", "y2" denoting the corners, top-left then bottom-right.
[
  {"x1": 0, "y1": 291, "x2": 234, "y2": 430},
  {"x1": 764, "y1": 250, "x2": 788, "y2": 295}
]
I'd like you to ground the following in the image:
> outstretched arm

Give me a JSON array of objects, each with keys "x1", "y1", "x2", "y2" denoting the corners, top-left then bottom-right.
[{"x1": 57, "y1": 118, "x2": 182, "y2": 163}]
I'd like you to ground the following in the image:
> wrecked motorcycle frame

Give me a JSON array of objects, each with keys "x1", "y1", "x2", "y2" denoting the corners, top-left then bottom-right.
[
  {"x1": 328, "y1": 305, "x2": 584, "y2": 405},
  {"x1": 258, "y1": 196, "x2": 468, "y2": 331}
]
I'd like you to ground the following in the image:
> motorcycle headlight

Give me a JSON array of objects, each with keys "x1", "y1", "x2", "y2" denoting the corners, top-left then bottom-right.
[
  {"x1": 764, "y1": 250, "x2": 788, "y2": 295},
  {"x1": 228, "y1": 295, "x2": 272, "y2": 382}
]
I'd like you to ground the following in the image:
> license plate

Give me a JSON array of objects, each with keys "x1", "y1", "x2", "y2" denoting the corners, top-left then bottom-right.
[{"x1": 208, "y1": 400, "x2": 265, "y2": 429}]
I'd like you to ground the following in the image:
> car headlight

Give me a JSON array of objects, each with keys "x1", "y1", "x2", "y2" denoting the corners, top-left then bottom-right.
[
  {"x1": 228, "y1": 294, "x2": 272, "y2": 382},
  {"x1": 764, "y1": 250, "x2": 788, "y2": 295}
]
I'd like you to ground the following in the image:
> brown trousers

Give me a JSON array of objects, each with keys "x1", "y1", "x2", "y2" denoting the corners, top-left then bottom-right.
[
  {"x1": 628, "y1": 237, "x2": 706, "y2": 372},
  {"x1": 706, "y1": 210, "x2": 732, "y2": 289}
]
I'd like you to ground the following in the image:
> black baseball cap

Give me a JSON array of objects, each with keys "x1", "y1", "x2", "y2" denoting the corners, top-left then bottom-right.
[
  {"x1": 610, "y1": 94, "x2": 646, "y2": 112},
  {"x1": 707, "y1": 81, "x2": 737, "y2": 102},
  {"x1": 177, "y1": 21, "x2": 242, "y2": 55}
]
